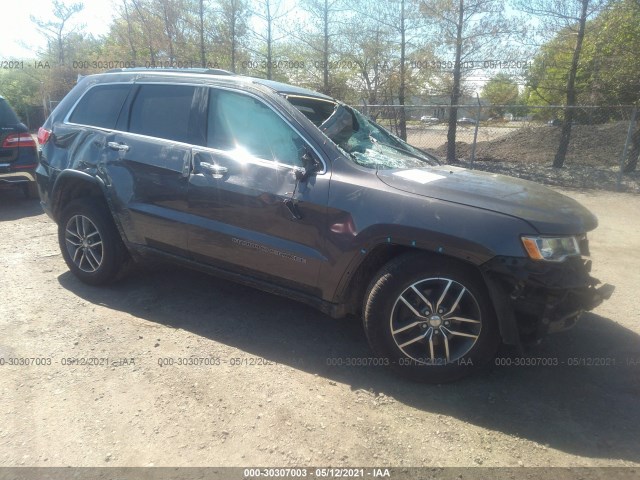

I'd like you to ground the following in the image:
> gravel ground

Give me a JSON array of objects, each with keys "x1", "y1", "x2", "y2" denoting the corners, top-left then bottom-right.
[{"x1": 1, "y1": 184, "x2": 639, "y2": 468}]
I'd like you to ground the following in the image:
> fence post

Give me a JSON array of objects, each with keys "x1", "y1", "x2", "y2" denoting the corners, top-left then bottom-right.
[
  {"x1": 470, "y1": 93, "x2": 481, "y2": 168},
  {"x1": 617, "y1": 106, "x2": 638, "y2": 191}
]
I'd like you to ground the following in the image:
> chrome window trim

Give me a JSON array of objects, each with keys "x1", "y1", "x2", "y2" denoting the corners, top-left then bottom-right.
[
  {"x1": 192, "y1": 145, "x2": 304, "y2": 173},
  {"x1": 111, "y1": 129, "x2": 199, "y2": 149}
]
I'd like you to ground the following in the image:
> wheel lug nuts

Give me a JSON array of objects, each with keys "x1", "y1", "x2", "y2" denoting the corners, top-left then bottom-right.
[
  {"x1": 438, "y1": 308, "x2": 444, "y2": 314},
  {"x1": 420, "y1": 323, "x2": 428, "y2": 329},
  {"x1": 444, "y1": 321, "x2": 450, "y2": 326}
]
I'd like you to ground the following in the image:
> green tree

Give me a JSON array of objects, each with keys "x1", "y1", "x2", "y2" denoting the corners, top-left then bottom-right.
[
  {"x1": 216, "y1": 0, "x2": 250, "y2": 73},
  {"x1": 248, "y1": 0, "x2": 292, "y2": 79},
  {"x1": 345, "y1": 0, "x2": 432, "y2": 139},
  {"x1": 30, "y1": 0, "x2": 84, "y2": 66},
  {"x1": 592, "y1": 0, "x2": 640, "y2": 172},
  {"x1": 0, "y1": 68, "x2": 46, "y2": 126},
  {"x1": 581, "y1": 0, "x2": 640, "y2": 106},
  {"x1": 481, "y1": 73, "x2": 519, "y2": 117},
  {"x1": 419, "y1": 0, "x2": 517, "y2": 162},
  {"x1": 30, "y1": 1, "x2": 104, "y2": 111},
  {"x1": 294, "y1": 0, "x2": 351, "y2": 96},
  {"x1": 516, "y1": 0, "x2": 606, "y2": 167}
]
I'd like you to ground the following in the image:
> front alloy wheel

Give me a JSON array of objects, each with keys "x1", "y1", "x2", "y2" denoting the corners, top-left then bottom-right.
[
  {"x1": 391, "y1": 278, "x2": 482, "y2": 365},
  {"x1": 363, "y1": 253, "x2": 499, "y2": 383}
]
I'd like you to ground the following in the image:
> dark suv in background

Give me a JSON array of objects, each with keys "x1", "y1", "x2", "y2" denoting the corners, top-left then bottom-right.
[
  {"x1": 36, "y1": 69, "x2": 613, "y2": 382},
  {"x1": 0, "y1": 96, "x2": 39, "y2": 197}
]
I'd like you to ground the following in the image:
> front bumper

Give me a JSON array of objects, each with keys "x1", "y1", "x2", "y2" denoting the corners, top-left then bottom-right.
[{"x1": 481, "y1": 255, "x2": 614, "y2": 346}]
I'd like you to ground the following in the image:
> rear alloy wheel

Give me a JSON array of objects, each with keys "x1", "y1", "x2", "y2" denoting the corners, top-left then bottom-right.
[
  {"x1": 363, "y1": 253, "x2": 499, "y2": 383},
  {"x1": 58, "y1": 198, "x2": 128, "y2": 285},
  {"x1": 64, "y1": 214, "x2": 104, "y2": 274}
]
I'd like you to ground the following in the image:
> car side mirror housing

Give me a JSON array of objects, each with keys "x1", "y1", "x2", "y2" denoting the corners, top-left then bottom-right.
[
  {"x1": 300, "y1": 149, "x2": 322, "y2": 178},
  {"x1": 292, "y1": 149, "x2": 321, "y2": 182},
  {"x1": 293, "y1": 166, "x2": 308, "y2": 181}
]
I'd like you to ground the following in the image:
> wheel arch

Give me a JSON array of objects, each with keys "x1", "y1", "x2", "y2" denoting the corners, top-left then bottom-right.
[
  {"x1": 57, "y1": 195, "x2": 131, "y2": 285},
  {"x1": 51, "y1": 170, "x2": 108, "y2": 222},
  {"x1": 360, "y1": 249, "x2": 502, "y2": 382},
  {"x1": 337, "y1": 244, "x2": 487, "y2": 317},
  {"x1": 339, "y1": 243, "x2": 522, "y2": 348}
]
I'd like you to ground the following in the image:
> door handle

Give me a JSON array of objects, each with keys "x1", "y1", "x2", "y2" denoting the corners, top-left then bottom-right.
[
  {"x1": 199, "y1": 161, "x2": 228, "y2": 177},
  {"x1": 107, "y1": 142, "x2": 129, "y2": 152}
]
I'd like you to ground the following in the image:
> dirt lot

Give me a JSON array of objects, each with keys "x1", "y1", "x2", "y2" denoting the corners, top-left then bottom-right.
[
  {"x1": 407, "y1": 122, "x2": 633, "y2": 168},
  {"x1": 1, "y1": 187, "x2": 639, "y2": 468},
  {"x1": 406, "y1": 122, "x2": 640, "y2": 193}
]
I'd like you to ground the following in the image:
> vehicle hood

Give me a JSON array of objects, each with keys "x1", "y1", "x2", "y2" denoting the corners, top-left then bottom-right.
[{"x1": 376, "y1": 165, "x2": 598, "y2": 234}]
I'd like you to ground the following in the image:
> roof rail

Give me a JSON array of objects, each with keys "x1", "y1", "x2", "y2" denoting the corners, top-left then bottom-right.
[{"x1": 105, "y1": 67, "x2": 234, "y2": 76}]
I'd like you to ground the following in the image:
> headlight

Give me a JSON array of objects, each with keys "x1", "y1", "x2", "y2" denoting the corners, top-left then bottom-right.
[{"x1": 521, "y1": 235, "x2": 581, "y2": 262}]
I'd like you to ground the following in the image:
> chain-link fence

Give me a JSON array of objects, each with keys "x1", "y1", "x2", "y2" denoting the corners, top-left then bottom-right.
[{"x1": 361, "y1": 104, "x2": 640, "y2": 192}]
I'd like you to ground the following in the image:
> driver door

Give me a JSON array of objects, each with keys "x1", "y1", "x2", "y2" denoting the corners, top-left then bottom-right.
[{"x1": 186, "y1": 87, "x2": 330, "y2": 293}]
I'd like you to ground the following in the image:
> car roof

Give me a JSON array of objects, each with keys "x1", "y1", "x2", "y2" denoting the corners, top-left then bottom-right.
[
  {"x1": 103, "y1": 68, "x2": 335, "y2": 102},
  {"x1": 250, "y1": 78, "x2": 334, "y2": 101},
  {"x1": 106, "y1": 67, "x2": 234, "y2": 76}
]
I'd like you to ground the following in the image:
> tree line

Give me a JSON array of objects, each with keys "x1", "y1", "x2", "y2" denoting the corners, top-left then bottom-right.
[{"x1": 1, "y1": 0, "x2": 638, "y2": 168}]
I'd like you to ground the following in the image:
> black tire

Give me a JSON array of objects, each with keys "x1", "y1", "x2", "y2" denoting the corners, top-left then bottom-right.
[
  {"x1": 363, "y1": 252, "x2": 500, "y2": 383},
  {"x1": 58, "y1": 198, "x2": 128, "y2": 285}
]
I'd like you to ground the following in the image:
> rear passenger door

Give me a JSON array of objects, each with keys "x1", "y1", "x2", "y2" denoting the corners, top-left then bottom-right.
[
  {"x1": 109, "y1": 83, "x2": 198, "y2": 256},
  {"x1": 186, "y1": 87, "x2": 330, "y2": 293}
]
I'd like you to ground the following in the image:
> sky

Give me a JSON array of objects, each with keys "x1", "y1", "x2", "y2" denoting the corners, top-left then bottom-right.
[
  {"x1": 0, "y1": 0, "x2": 532, "y2": 93},
  {"x1": 0, "y1": 0, "x2": 116, "y2": 58}
]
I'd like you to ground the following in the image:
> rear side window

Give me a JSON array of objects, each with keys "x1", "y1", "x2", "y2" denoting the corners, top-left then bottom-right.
[
  {"x1": 0, "y1": 99, "x2": 20, "y2": 126},
  {"x1": 129, "y1": 84, "x2": 196, "y2": 143},
  {"x1": 68, "y1": 84, "x2": 131, "y2": 129}
]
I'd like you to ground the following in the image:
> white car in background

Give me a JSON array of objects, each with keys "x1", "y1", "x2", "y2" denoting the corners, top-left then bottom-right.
[{"x1": 420, "y1": 116, "x2": 440, "y2": 124}]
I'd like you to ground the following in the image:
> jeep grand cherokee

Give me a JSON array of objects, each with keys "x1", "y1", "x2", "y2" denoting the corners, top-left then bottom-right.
[{"x1": 35, "y1": 69, "x2": 614, "y2": 382}]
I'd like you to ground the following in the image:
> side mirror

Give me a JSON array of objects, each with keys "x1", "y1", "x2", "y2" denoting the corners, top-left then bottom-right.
[
  {"x1": 291, "y1": 148, "x2": 321, "y2": 182},
  {"x1": 300, "y1": 149, "x2": 322, "y2": 176},
  {"x1": 293, "y1": 166, "x2": 307, "y2": 181}
]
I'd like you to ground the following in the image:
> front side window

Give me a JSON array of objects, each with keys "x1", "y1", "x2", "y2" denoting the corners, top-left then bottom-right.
[
  {"x1": 68, "y1": 84, "x2": 131, "y2": 129},
  {"x1": 207, "y1": 89, "x2": 304, "y2": 166},
  {"x1": 129, "y1": 84, "x2": 196, "y2": 143}
]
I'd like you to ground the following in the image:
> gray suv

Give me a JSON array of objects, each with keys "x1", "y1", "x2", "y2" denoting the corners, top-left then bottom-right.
[{"x1": 36, "y1": 69, "x2": 613, "y2": 382}]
